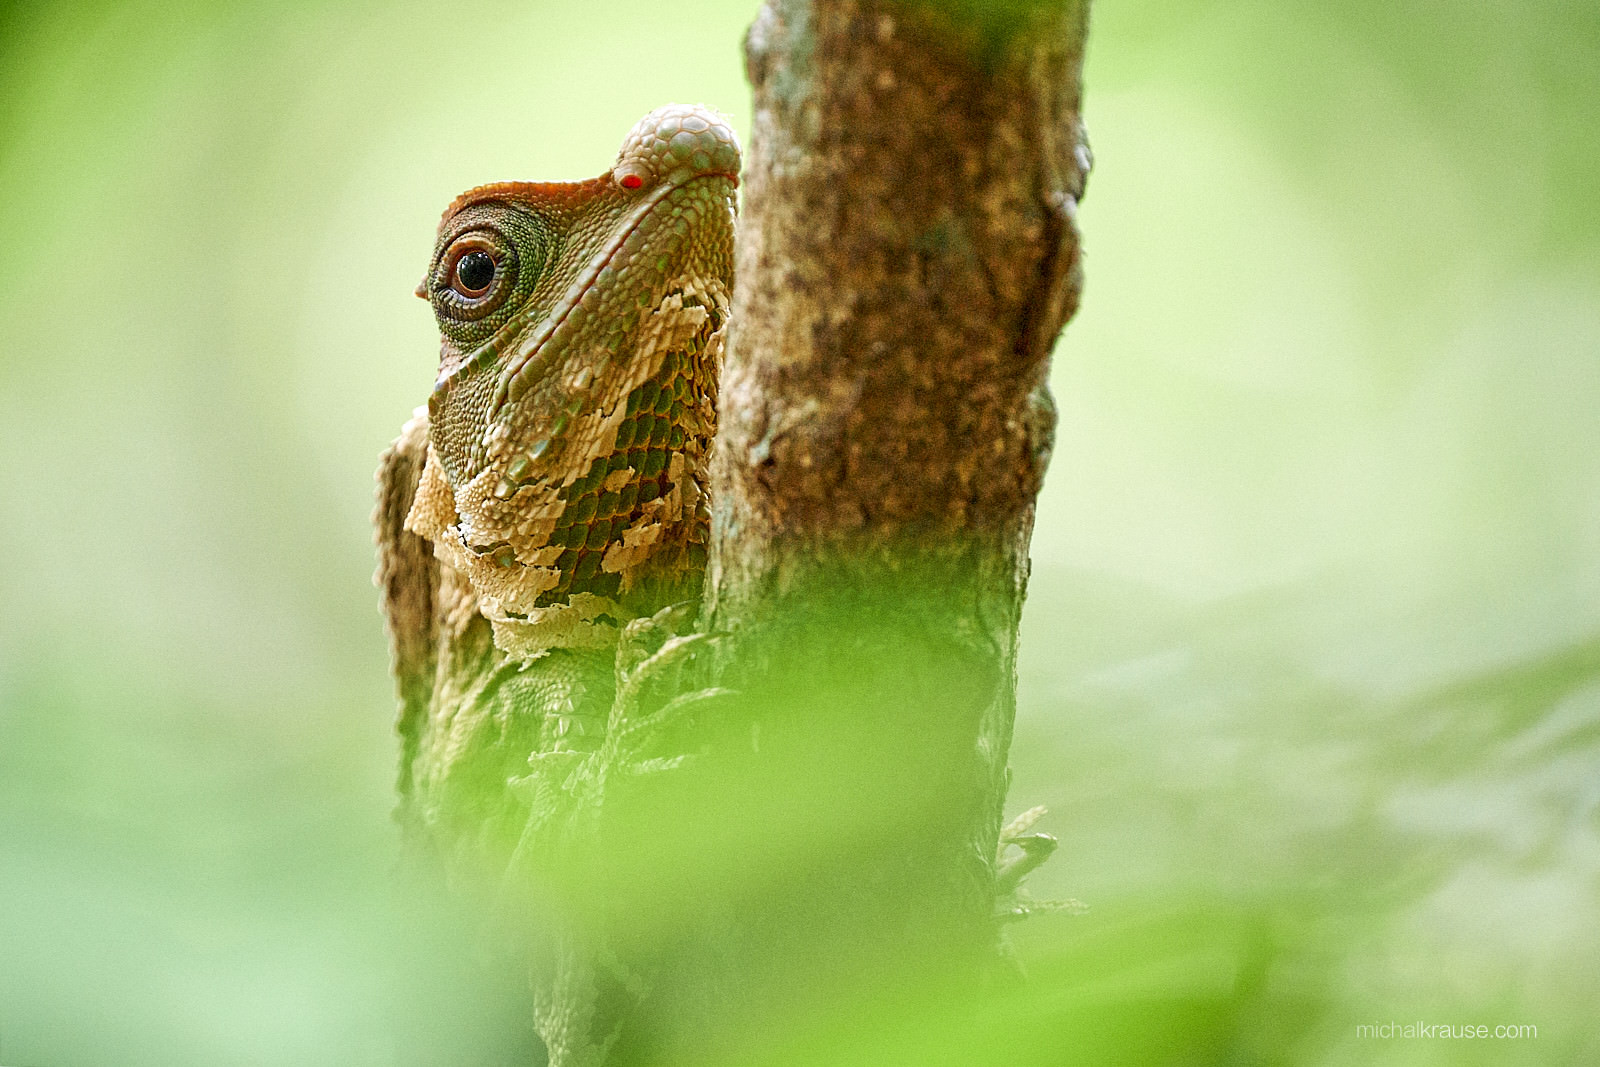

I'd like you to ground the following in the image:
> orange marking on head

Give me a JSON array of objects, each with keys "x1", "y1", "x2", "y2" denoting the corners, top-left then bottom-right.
[{"x1": 437, "y1": 177, "x2": 613, "y2": 231}]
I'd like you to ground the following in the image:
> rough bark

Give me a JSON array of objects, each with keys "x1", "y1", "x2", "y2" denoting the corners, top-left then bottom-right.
[
  {"x1": 717, "y1": 0, "x2": 1088, "y2": 557},
  {"x1": 602, "y1": 0, "x2": 1092, "y2": 1059}
]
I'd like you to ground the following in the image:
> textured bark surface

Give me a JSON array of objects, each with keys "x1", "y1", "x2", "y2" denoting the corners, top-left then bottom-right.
[
  {"x1": 715, "y1": 0, "x2": 1088, "y2": 556},
  {"x1": 633, "y1": 0, "x2": 1093, "y2": 1057}
]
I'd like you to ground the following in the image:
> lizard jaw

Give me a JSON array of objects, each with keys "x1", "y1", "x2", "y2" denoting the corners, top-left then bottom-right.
[
  {"x1": 488, "y1": 171, "x2": 737, "y2": 421},
  {"x1": 488, "y1": 177, "x2": 676, "y2": 418}
]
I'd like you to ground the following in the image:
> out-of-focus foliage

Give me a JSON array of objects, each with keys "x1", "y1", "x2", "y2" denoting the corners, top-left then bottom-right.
[{"x1": 0, "y1": 1, "x2": 1595, "y2": 1064}]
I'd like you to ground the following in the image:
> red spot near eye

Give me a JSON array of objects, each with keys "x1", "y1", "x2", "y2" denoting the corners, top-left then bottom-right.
[{"x1": 620, "y1": 174, "x2": 643, "y2": 190}]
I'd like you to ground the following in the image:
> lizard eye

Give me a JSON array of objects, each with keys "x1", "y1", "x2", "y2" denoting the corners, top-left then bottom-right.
[
  {"x1": 454, "y1": 250, "x2": 496, "y2": 295},
  {"x1": 432, "y1": 230, "x2": 517, "y2": 321}
]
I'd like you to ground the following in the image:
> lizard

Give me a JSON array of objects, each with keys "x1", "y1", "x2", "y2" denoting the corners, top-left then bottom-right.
[{"x1": 373, "y1": 103, "x2": 740, "y2": 1065}]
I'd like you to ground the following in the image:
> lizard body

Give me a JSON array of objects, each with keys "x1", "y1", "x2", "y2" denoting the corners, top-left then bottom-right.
[{"x1": 373, "y1": 105, "x2": 739, "y2": 1062}]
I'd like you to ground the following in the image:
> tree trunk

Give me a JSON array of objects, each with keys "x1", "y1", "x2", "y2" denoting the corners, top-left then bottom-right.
[{"x1": 598, "y1": 0, "x2": 1092, "y2": 1060}]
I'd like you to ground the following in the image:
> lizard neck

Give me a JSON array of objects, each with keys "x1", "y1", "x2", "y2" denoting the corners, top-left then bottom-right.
[{"x1": 406, "y1": 280, "x2": 725, "y2": 659}]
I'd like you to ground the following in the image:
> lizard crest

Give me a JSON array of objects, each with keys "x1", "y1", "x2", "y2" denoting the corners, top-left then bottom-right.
[{"x1": 404, "y1": 104, "x2": 740, "y2": 655}]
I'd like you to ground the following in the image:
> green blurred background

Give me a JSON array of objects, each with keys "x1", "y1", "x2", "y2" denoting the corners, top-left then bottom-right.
[{"x1": 1, "y1": 1, "x2": 1596, "y2": 1064}]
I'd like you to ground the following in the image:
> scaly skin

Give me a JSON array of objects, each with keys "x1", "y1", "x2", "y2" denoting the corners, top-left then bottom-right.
[{"x1": 373, "y1": 105, "x2": 739, "y2": 1064}]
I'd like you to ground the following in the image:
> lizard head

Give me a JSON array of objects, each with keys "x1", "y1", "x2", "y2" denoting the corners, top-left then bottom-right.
[{"x1": 407, "y1": 104, "x2": 739, "y2": 650}]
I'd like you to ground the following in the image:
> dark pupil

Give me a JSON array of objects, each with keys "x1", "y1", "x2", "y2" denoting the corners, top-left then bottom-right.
[{"x1": 455, "y1": 250, "x2": 495, "y2": 293}]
